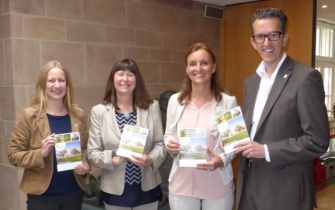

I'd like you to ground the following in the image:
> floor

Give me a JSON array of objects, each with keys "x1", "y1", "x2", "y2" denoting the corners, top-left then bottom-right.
[
  {"x1": 82, "y1": 177, "x2": 335, "y2": 210},
  {"x1": 315, "y1": 177, "x2": 335, "y2": 210}
]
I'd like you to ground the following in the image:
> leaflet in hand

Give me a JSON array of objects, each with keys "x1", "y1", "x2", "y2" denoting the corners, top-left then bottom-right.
[
  {"x1": 178, "y1": 128, "x2": 207, "y2": 167},
  {"x1": 55, "y1": 132, "x2": 82, "y2": 172},
  {"x1": 216, "y1": 106, "x2": 250, "y2": 154},
  {"x1": 116, "y1": 124, "x2": 148, "y2": 158}
]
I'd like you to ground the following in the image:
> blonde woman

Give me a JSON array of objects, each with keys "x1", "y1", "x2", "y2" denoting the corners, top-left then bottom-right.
[{"x1": 8, "y1": 61, "x2": 89, "y2": 210}]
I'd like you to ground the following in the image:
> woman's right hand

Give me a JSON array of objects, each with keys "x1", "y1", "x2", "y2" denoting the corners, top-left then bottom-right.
[
  {"x1": 41, "y1": 134, "x2": 56, "y2": 157},
  {"x1": 166, "y1": 139, "x2": 180, "y2": 155}
]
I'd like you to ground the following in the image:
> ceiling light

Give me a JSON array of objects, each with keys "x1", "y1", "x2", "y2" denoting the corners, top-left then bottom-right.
[{"x1": 322, "y1": 5, "x2": 328, "y2": 8}]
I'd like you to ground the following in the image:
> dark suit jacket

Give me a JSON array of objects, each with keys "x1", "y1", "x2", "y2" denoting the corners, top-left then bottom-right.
[{"x1": 236, "y1": 56, "x2": 330, "y2": 210}]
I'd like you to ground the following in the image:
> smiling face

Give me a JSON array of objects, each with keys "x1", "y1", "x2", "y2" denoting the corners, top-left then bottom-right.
[
  {"x1": 186, "y1": 49, "x2": 216, "y2": 87},
  {"x1": 45, "y1": 67, "x2": 67, "y2": 103},
  {"x1": 114, "y1": 69, "x2": 136, "y2": 96},
  {"x1": 251, "y1": 17, "x2": 288, "y2": 72}
]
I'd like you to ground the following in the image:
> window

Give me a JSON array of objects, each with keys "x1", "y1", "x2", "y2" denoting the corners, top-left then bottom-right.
[
  {"x1": 315, "y1": 20, "x2": 335, "y2": 115},
  {"x1": 316, "y1": 25, "x2": 333, "y2": 57}
]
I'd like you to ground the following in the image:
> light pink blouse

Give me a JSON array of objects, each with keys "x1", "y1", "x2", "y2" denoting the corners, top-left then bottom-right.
[{"x1": 169, "y1": 101, "x2": 231, "y2": 200}]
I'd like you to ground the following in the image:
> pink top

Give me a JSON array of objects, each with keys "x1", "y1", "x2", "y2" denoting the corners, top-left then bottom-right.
[{"x1": 169, "y1": 101, "x2": 230, "y2": 199}]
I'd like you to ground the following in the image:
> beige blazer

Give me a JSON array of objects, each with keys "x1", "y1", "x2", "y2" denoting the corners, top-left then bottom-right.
[
  {"x1": 87, "y1": 100, "x2": 166, "y2": 195},
  {"x1": 8, "y1": 105, "x2": 89, "y2": 195}
]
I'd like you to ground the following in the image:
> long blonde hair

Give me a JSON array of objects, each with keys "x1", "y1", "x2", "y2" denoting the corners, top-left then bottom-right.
[{"x1": 30, "y1": 60, "x2": 74, "y2": 113}]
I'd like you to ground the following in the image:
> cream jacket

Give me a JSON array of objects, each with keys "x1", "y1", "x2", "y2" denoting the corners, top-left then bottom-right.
[
  {"x1": 164, "y1": 93, "x2": 238, "y2": 185},
  {"x1": 87, "y1": 100, "x2": 166, "y2": 195}
]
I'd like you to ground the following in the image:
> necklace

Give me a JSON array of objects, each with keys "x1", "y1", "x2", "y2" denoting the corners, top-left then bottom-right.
[{"x1": 124, "y1": 112, "x2": 130, "y2": 119}]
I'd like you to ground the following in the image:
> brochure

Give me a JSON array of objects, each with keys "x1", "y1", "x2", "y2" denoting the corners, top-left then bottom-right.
[
  {"x1": 216, "y1": 106, "x2": 250, "y2": 154},
  {"x1": 178, "y1": 128, "x2": 207, "y2": 167},
  {"x1": 116, "y1": 124, "x2": 149, "y2": 158},
  {"x1": 55, "y1": 132, "x2": 82, "y2": 172}
]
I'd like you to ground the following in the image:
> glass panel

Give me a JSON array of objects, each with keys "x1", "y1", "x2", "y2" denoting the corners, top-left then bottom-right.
[
  {"x1": 320, "y1": 28, "x2": 333, "y2": 57},
  {"x1": 315, "y1": 20, "x2": 335, "y2": 112},
  {"x1": 324, "y1": 67, "x2": 331, "y2": 109},
  {"x1": 316, "y1": 27, "x2": 320, "y2": 56},
  {"x1": 331, "y1": 30, "x2": 333, "y2": 57}
]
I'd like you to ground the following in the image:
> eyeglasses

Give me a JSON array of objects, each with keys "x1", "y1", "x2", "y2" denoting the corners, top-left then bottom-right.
[{"x1": 252, "y1": 31, "x2": 283, "y2": 44}]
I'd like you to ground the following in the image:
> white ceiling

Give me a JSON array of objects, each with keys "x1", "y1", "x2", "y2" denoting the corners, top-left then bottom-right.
[
  {"x1": 317, "y1": 0, "x2": 335, "y2": 23},
  {"x1": 194, "y1": 0, "x2": 335, "y2": 23}
]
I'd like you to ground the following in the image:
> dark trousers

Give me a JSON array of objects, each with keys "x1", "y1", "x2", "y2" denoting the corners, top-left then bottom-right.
[
  {"x1": 238, "y1": 166, "x2": 258, "y2": 210},
  {"x1": 27, "y1": 189, "x2": 83, "y2": 210}
]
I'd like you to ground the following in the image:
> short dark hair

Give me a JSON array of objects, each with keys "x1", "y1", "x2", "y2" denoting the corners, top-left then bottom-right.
[{"x1": 250, "y1": 7, "x2": 288, "y2": 34}]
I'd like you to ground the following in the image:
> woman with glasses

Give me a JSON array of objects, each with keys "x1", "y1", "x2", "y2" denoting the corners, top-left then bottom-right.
[{"x1": 164, "y1": 42, "x2": 238, "y2": 210}]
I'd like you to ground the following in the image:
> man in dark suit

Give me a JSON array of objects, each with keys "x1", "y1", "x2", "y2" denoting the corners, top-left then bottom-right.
[{"x1": 233, "y1": 7, "x2": 330, "y2": 210}]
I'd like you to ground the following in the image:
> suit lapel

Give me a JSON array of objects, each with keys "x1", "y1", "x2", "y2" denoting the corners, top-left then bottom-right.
[
  {"x1": 104, "y1": 105, "x2": 122, "y2": 138},
  {"x1": 136, "y1": 106, "x2": 148, "y2": 128},
  {"x1": 69, "y1": 111, "x2": 80, "y2": 132},
  {"x1": 210, "y1": 99, "x2": 222, "y2": 138},
  {"x1": 255, "y1": 57, "x2": 293, "y2": 135},
  {"x1": 168, "y1": 100, "x2": 185, "y2": 132},
  {"x1": 35, "y1": 110, "x2": 55, "y2": 162},
  {"x1": 35, "y1": 111, "x2": 52, "y2": 139}
]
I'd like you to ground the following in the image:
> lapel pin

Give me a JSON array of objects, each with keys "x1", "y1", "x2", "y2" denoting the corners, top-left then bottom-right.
[{"x1": 283, "y1": 74, "x2": 288, "y2": 78}]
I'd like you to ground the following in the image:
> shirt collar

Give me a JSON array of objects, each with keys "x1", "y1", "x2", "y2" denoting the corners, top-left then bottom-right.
[{"x1": 256, "y1": 53, "x2": 287, "y2": 79}]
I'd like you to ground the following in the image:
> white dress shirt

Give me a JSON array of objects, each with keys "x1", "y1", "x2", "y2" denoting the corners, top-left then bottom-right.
[{"x1": 250, "y1": 53, "x2": 287, "y2": 162}]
